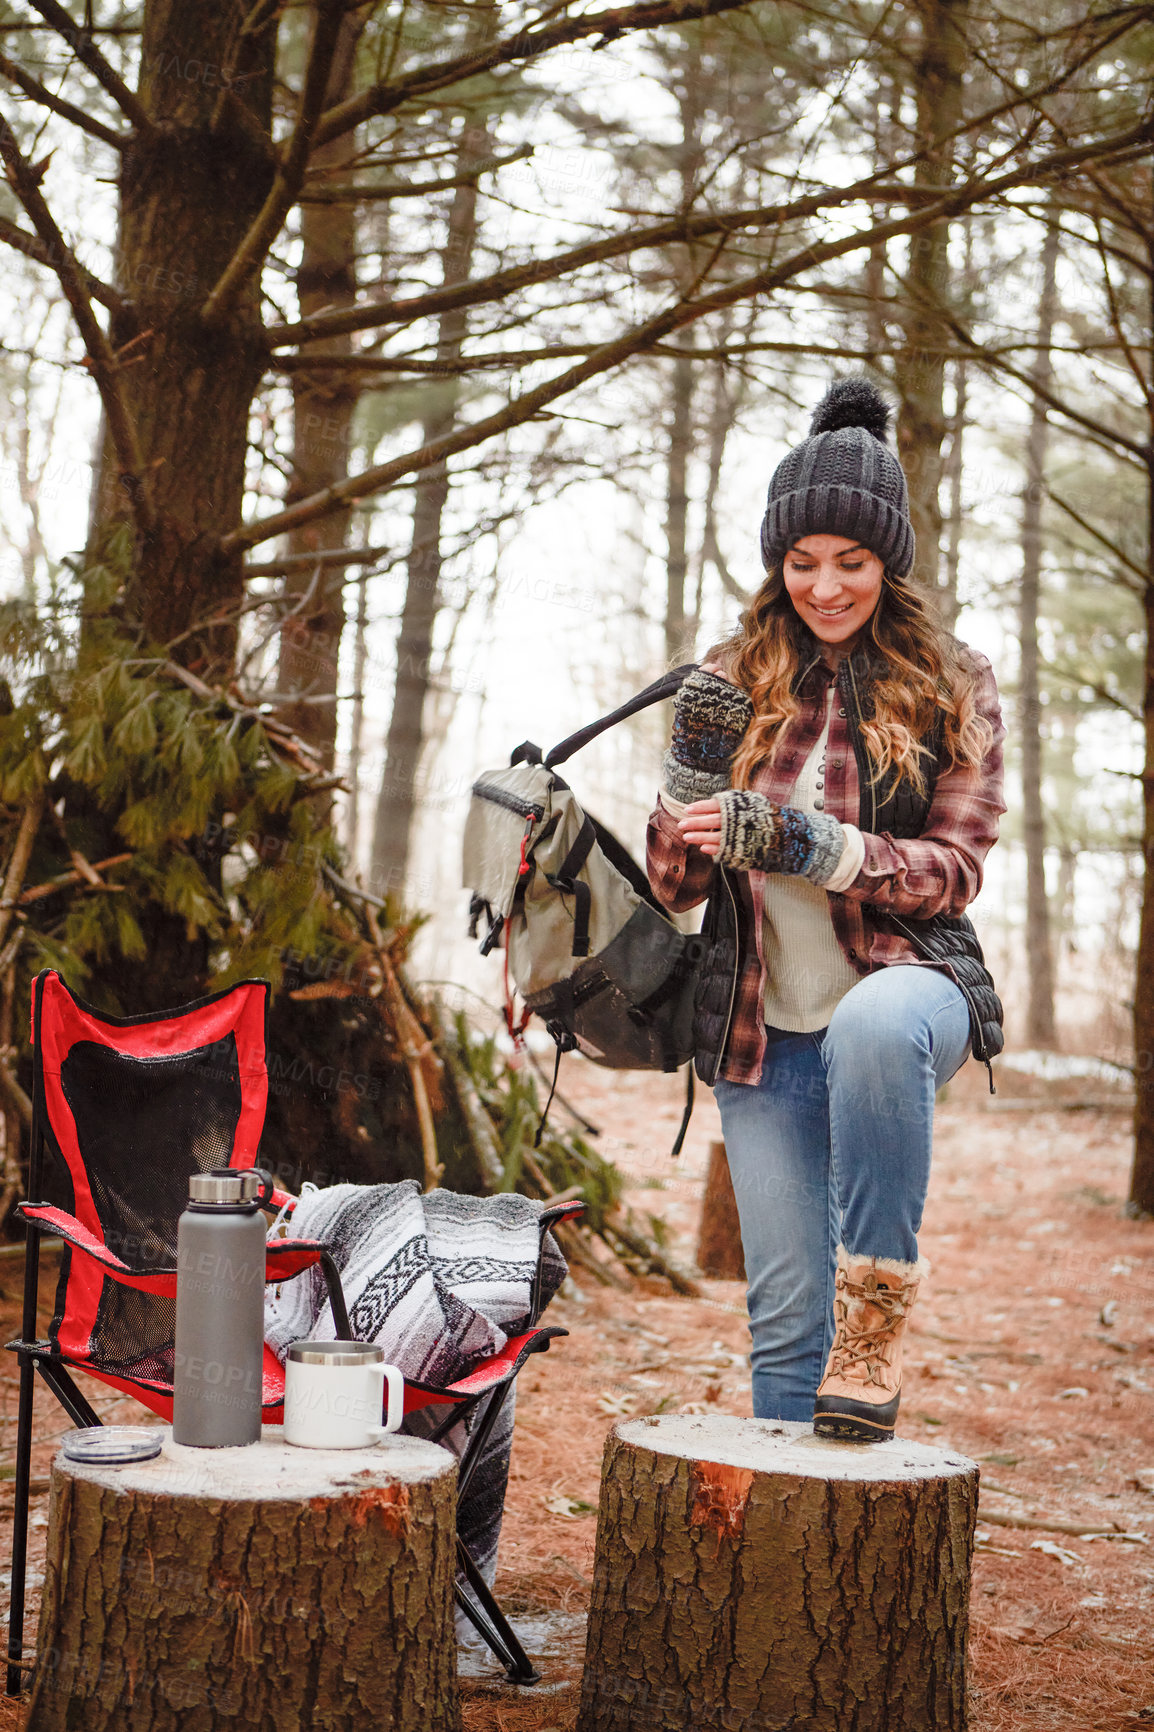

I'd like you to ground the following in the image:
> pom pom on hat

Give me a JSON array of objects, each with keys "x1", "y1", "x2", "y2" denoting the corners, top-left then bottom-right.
[{"x1": 809, "y1": 376, "x2": 892, "y2": 443}]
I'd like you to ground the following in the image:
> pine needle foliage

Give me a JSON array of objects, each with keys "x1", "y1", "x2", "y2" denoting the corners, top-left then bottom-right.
[{"x1": 0, "y1": 535, "x2": 353, "y2": 1010}]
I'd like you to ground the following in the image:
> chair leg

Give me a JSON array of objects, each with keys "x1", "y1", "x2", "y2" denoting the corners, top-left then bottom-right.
[
  {"x1": 7, "y1": 1351, "x2": 35, "y2": 1697},
  {"x1": 456, "y1": 1383, "x2": 510, "y2": 1504},
  {"x1": 455, "y1": 1536, "x2": 540, "y2": 1686},
  {"x1": 6, "y1": 1356, "x2": 103, "y2": 1696},
  {"x1": 35, "y1": 1361, "x2": 102, "y2": 1430}
]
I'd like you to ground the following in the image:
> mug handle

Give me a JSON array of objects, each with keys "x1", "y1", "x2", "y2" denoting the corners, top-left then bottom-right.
[{"x1": 366, "y1": 1363, "x2": 405, "y2": 1438}]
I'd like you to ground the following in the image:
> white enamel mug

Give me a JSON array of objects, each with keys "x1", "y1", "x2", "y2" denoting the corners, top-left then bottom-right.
[{"x1": 283, "y1": 1340, "x2": 404, "y2": 1448}]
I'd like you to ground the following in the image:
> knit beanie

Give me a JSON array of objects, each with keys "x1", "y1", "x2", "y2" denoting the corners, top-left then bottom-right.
[{"x1": 759, "y1": 377, "x2": 915, "y2": 578}]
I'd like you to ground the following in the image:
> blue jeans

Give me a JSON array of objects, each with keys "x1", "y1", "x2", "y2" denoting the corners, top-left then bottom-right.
[{"x1": 713, "y1": 965, "x2": 971, "y2": 1422}]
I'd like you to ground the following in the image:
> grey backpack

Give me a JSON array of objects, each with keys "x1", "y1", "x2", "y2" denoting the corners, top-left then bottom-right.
[{"x1": 462, "y1": 667, "x2": 700, "y2": 1151}]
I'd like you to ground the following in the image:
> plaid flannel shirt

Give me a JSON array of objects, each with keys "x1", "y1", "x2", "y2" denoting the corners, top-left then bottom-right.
[{"x1": 645, "y1": 645, "x2": 1006, "y2": 1085}]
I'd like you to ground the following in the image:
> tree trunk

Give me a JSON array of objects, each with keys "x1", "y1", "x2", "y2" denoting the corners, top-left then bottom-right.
[
  {"x1": 28, "y1": 1433, "x2": 460, "y2": 1732},
  {"x1": 90, "y1": 0, "x2": 278, "y2": 679},
  {"x1": 277, "y1": 13, "x2": 367, "y2": 768},
  {"x1": 369, "y1": 40, "x2": 494, "y2": 900},
  {"x1": 940, "y1": 355, "x2": 966, "y2": 632},
  {"x1": 665, "y1": 338, "x2": 694, "y2": 666},
  {"x1": 1129, "y1": 180, "x2": 1154, "y2": 1216},
  {"x1": 662, "y1": 60, "x2": 707, "y2": 667},
  {"x1": 939, "y1": 214, "x2": 974, "y2": 634},
  {"x1": 577, "y1": 1414, "x2": 977, "y2": 1732},
  {"x1": 1020, "y1": 213, "x2": 1061, "y2": 1048},
  {"x1": 346, "y1": 565, "x2": 372, "y2": 857},
  {"x1": 695, "y1": 1140, "x2": 745, "y2": 1281},
  {"x1": 893, "y1": 0, "x2": 969, "y2": 600},
  {"x1": 861, "y1": 63, "x2": 901, "y2": 366}
]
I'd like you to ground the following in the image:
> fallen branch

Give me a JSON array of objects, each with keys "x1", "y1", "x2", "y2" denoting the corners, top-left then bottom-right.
[
  {"x1": 434, "y1": 1008, "x2": 504, "y2": 1191},
  {"x1": 364, "y1": 904, "x2": 442, "y2": 1191},
  {"x1": 979, "y1": 1506, "x2": 1149, "y2": 1541},
  {"x1": 602, "y1": 1210, "x2": 702, "y2": 1298}
]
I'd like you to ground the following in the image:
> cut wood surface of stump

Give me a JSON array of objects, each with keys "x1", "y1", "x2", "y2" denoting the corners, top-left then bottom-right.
[
  {"x1": 26, "y1": 1428, "x2": 460, "y2": 1732},
  {"x1": 577, "y1": 1414, "x2": 978, "y2": 1732}
]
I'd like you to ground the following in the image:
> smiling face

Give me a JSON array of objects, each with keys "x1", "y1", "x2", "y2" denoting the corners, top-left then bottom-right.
[{"x1": 782, "y1": 534, "x2": 885, "y2": 655}]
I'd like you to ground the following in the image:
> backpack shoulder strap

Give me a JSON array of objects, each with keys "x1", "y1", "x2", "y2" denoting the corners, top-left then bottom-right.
[{"x1": 543, "y1": 663, "x2": 697, "y2": 769}]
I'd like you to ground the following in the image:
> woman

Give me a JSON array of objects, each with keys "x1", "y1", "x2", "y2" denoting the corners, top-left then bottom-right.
[{"x1": 646, "y1": 376, "x2": 1006, "y2": 1441}]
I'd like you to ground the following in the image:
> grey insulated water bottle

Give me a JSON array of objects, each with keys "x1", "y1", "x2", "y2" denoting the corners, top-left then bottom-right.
[{"x1": 173, "y1": 1167, "x2": 272, "y2": 1447}]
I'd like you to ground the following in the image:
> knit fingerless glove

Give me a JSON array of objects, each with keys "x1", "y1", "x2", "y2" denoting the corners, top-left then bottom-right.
[
  {"x1": 662, "y1": 668, "x2": 754, "y2": 804},
  {"x1": 714, "y1": 789, "x2": 846, "y2": 885}
]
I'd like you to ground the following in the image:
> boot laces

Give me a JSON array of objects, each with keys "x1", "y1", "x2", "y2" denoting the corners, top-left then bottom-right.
[{"x1": 828, "y1": 1271, "x2": 913, "y2": 1388}]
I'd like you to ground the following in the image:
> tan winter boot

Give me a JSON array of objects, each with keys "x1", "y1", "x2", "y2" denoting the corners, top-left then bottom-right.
[{"x1": 812, "y1": 1249, "x2": 925, "y2": 1442}]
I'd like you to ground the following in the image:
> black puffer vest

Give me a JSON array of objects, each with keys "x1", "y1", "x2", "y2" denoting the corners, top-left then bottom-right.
[{"x1": 692, "y1": 645, "x2": 1003, "y2": 1086}]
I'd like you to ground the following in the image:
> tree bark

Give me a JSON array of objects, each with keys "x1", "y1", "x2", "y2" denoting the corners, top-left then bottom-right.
[
  {"x1": 940, "y1": 356, "x2": 966, "y2": 631},
  {"x1": 695, "y1": 1139, "x2": 745, "y2": 1281},
  {"x1": 28, "y1": 1433, "x2": 460, "y2": 1732},
  {"x1": 665, "y1": 337, "x2": 694, "y2": 665},
  {"x1": 577, "y1": 1414, "x2": 977, "y2": 1732},
  {"x1": 346, "y1": 565, "x2": 372, "y2": 856},
  {"x1": 662, "y1": 55, "x2": 707, "y2": 668},
  {"x1": 1129, "y1": 175, "x2": 1154, "y2": 1216},
  {"x1": 939, "y1": 213, "x2": 974, "y2": 634},
  {"x1": 89, "y1": 0, "x2": 278, "y2": 678},
  {"x1": 1020, "y1": 213, "x2": 1061, "y2": 1049},
  {"x1": 277, "y1": 12, "x2": 367, "y2": 768},
  {"x1": 893, "y1": 0, "x2": 969, "y2": 600}
]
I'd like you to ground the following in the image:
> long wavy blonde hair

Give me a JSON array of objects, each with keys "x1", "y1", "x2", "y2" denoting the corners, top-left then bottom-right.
[{"x1": 712, "y1": 563, "x2": 993, "y2": 796}]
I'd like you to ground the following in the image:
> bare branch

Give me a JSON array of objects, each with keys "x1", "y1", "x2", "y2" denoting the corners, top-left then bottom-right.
[
  {"x1": 0, "y1": 49, "x2": 125, "y2": 147},
  {"x1": 1047, "y1": 489, "x2": 1147, "y2": 588},
  {"x1": 272, "y1": 335, "x2": 1133, "y2": 378},
  {"x1": 313, "y1": 0, "x2": 758, "y2": 149},
  {"x1": 0, "y1": 109, "x2": 154, "y2": 532},
  {"x1": 201, "y1": 0, "x2": 355, "y2": 326},
  {"x1": 272, "y1": 345, "x2": 597, "y2": 374},
  {"x1": 268, "y1": 112, "x2": 1154, "y2": 352},
  {"x1": 208, "y1": 0, "x2": 282, "y2": 134},
  {"x1": 1046, "y1": 671, "x2": 1142, "y2": 724},
  {"x1": 245, "y1": 542, "x2": 394, "y2": 576},
  {"x1": 299, "y1": 144, "x2": 534, "y2": 202},
  {"x1": 0, "y1": 793, "x2": 43, "y2": 952},
  {"x1": 10, "y1": 851, "x2": 133, "y2": 908},
  {"x1": 1091, "y1": 211, "x2": 1151, "y2": 406},
  {"x1": 931, "y1": 294, "x2": 1150, "y2": 460},
  {"x1": 0, "y1": 209, "x2": 121, "y2": 313},
  {"x1": 229, "y1": 113, "x2": 1154, "y2": 553},
  {"x1": 266, "y1": 190, "x2": 851, "y2": 349},
  {"x1": 23, "y1": 0, "x2": 151, "y2": 134}
]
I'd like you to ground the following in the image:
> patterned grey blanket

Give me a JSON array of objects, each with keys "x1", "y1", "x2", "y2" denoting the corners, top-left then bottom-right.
[{"x1": 265, "y1": 1180, "x2": 568, "y2": 1587}]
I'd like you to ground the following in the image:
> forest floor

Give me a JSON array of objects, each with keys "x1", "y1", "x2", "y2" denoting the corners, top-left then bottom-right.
[{"x1": 0, "y1": 1054, "x2": 1150, "y2": 1730}]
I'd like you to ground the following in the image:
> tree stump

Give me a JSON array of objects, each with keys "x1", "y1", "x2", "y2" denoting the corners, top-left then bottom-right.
[
  {"x1": 695, "y1": 1140, "x2": 745, "y2": 1281},
  {"x1": 27, "y1": 1428, "x2": 460, "y2": 1732},
  {"x1": 577, "y1": 1414, "x2": 978, "y2": 1732}
]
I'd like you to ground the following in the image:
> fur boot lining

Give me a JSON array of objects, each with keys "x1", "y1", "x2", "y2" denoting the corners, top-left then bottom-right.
[{"x1": 836, "y1": 1244, "x2": 930, "y2": 1283}]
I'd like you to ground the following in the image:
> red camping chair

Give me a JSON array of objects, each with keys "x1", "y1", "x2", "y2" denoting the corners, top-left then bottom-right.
[{"x1": 6, "y1": 970, "x2": 581, "y2": 1694}]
